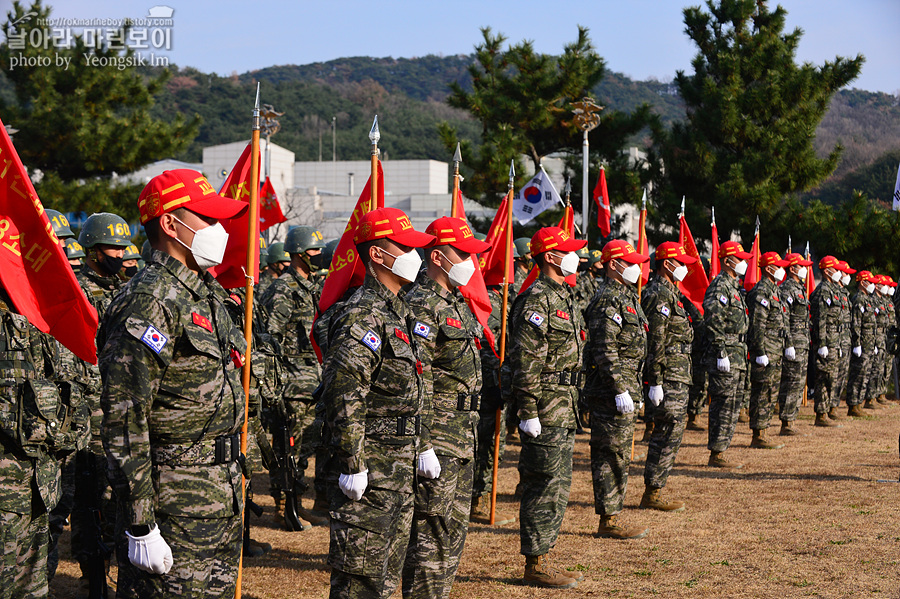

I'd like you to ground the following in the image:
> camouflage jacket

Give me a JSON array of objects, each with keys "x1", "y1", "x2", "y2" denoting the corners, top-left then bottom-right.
[
  {"x1": 257, "y1": 269, "x2": 278, "y2": 297},
  {"x1": 77, "y1": 264, "x2": 123, "y2": 319},
  {"x1": 703, "y1": 272, "x2": 749, "y2": 369},
  {"x1": 837, "y1": 285, "x2": 852, "y2": 348},
  {"x1": 810, "y1": 279, "x2": 842, "y2": 349},
  {"x1": 873, "y1": 292, "x2": 892, "y2": 350},
  {"x1": 683, "y1": 294, "x2": 706, "y2": 357},
  {"x1": 405, "y1": 274, "x2": 482, "y2": 460},
  {"x1": 641, "y1": 276, "x2": 692, "y2": 387},
  {"x1": 584, "y1": 278, "x2": 647, "y2": 398},
  {"x1": 510, "y1": 272, "x2": 585, "y2": 428},
  {"x1": 850, "y1": 290, "x2": 878, "y2": 352},
  {"x1": 99, "y1": 250, "x2": 247, "y2": 528},
  {"x1": 572, "y1": 273, "x2": 595, "y2": 317},
  {"x1": 747, "y1": 277, "x2": 788, "y2": 360},
  {"x1": 262, "y1": 268, "x2": 320, "y2": 400},
  {"x1": 312, "y1": 286, "x2": 359, "y2": 356},
  {"x1": 321, "y1": 274, "x2": 428, "y2": 491},
  {"x1": 780, "y1": 277, "x2": 810, "y2": 349}
]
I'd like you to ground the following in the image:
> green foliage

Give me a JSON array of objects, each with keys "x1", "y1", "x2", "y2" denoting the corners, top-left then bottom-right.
[{"x1": 806, "y1": 148, "x2": 900, "y2": 207}]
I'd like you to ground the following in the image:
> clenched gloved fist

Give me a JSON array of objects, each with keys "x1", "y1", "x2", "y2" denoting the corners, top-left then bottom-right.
[
  {"x1": 519, "y1": 417, "x2": 542, "y2": 438},
  {"x1": 852, "y1": 346, "x2": 862, "y2": 357},
  {"x1": 417, "y1": 448, "x2": 441, "y2": 479},
  {"x1": 716, "y1": 356, "x2": 731, "y2": 373},
  {"x1": 784, "y1": 346, "x2": 796, "y2": 360},
  {"x1": 339, "y1": 470, "x2": 368, "y2": 500},
  {"x1": 818, "y1": 346, "x2": 829, "y2": 359},
  {"x1": 648, "y1": 385, "x2": 664, "y2": 406},
  {"x1": 615, "y1": 391, "x2": 635, "y2": 414},
  {"x1": 127, "y1": 524, "x2": 173, "y2": 575},
  {"x1": 755, "y1": 355, "x2": 769, "y2": 367}
]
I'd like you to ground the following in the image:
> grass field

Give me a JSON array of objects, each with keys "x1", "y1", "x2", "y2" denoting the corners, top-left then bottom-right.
[{"x1": 51, "y1": 401, "x2": 900, "y2": 598}]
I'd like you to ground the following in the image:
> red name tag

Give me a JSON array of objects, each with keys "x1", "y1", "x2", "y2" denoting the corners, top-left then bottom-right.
[
  {"x1": 192, "y1": 312, "x2": 213, "y2": 332},
  {"x1": 677, "y1": 301, "x2": 683, "y2": 308},
  {"x1": 474, "y1": 338, "x2": 482, "y2": 350},
  {"x1": 228, "y1": 293, "x2": 242, "y2": 306},
  {"x1": 446, "y1": 317, "x2": 462, "y2": 329},
  {"x1": 416, "y1": 360, "x2": 423, "y2": 374},
  {"x1": 394, "y1": 328, "x2": 410, "y2": 344},
  {"x1": 556, "y1": 309, "x2": 570, "y2": 320},
  {"x1": 580, "y1": 330, "x2": 587, "y2": 341},
  {"x1": 626, "y1": 306, "x2": 636, "y2": 314}
]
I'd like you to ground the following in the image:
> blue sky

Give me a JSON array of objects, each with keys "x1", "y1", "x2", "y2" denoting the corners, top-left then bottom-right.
[{"x1": 12, "y1": 0, "x2": 899, "y2": 93}]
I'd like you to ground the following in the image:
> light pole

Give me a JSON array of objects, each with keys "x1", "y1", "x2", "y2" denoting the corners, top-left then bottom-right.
[{"x1": 572, "y1": 98, "x2": 603, "y2": 244}]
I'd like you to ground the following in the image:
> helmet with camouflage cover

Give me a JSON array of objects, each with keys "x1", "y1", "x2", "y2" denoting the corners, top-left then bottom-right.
[
  {"x1": 122, "y1": 243, "x2": 141, "y2": 261},
  {"x1": 78, "y1": 212, "x2": 133, "y2": 248},
  {"x1": 45, "y1": 209, "x2": 74, "y2": 239},
  {"x1": 268, "y1": 242, "x2": 290, "y2": 264},
  {"x1": 285, "y1": 226, "x2": 326, "y2": 254},
  {"x1": 588, "y1": 248, "x2": 603, "y2": 265},
  {"x1": 473, "y1": 231, "x2": 487, "y2": 242},
  {"x1": 321, "y1": 239, "x2": 339, "y2": 269},
  {"x1": 576, "y1": 246, "x2": 590, "y2": 260},
  {"x1": 514, "y1": 237, "x2": 531, "y2": 260},
  {"x1": 65, "y1": 237, "x2": 85, "y2": 259}
]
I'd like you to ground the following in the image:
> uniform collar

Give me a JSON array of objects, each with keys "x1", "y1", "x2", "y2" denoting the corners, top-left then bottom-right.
[
  {"x1": 151, "y1": 249, "x2": 218, "y2": 301},
  {"x1": 80, "y1": 262, "x2": 120, "y2": 290},
  {"x1": 364, "y1": 272, "x2": 409, "y2": 317},
  {"x1": 287, "y1": 266, "x2": 315, "y2": 290}
]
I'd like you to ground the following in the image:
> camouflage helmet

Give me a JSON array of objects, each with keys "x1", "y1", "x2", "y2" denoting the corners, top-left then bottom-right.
[
  {"x1": 588, "y1": 248, "x2": 604, "y2": 265},
  {"x1": 576, "y1": 245, "x2": 590, "y2": 260},
  {"x1": 514, "y1": 237, "x2": 531, "y2": 259},
  {"x1": 259, "y1": 236, "x2": 269, "y2": 268},
  {"x1": 78, "y1": 212, "x2": 132, "y2": 248},
  {"x1": 45, "y1": 209, "x2": 74, "y2": 239},
  {"x1": 472, "y1": 231, "x2": 487, "y2": 242},
  {"x1": 321, "y1": 239, "x2": 339, "y2": 269},
  {"x1": 285, "y1": 226, "x2": 326, "y2": 254},
  {"x1": 140, "y1": 240, "x2": 152, "y2": 262},
  {"x1": 122, "y1": 243, "x2": 141, "y2": 261},
  {"x1": 268, "y1": 242, "x2": 290, "y2": 264},
  {"x1": 65, "y1": 237, "x2": 85, "y2": 259}
]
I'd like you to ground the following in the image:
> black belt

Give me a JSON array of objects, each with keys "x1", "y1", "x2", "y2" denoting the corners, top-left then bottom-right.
[
  {"x1": 214, "y1": 433, "x2": 241, "y2": 465},
  {"x1": 540, "y1": 370, "x2": 583, "y2": 386},
  {"x1": 365, "y1": 415, "x2": 420, "y2": 437},
  {"x1": 152, "y1": 432, "x2": 241, "y2": 466},
  {"x1": 432, "y1": 392, "x2": 480, "y2": 412}
]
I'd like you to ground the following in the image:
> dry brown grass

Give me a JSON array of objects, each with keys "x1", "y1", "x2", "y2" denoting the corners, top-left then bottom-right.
[{"x1": 51, "y1": 402, "x2": 900, "y2": 598}]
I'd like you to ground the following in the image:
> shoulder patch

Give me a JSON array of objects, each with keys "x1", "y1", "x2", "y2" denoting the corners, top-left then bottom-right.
[
  {"x1": 660, "y1": 305, "x2": 670, "y2": 317},
  {"x1": 528, "y1": 312, "x2": 545, "y2": 327},
  {"x1": 612, "y1": 313, "x2": 623, "y2": 325},
  {"x1": 759, "y1": 298, "x2": 769, "y2": 308},
  {"x1": 555, "y1": 309, "x2": 570, "y2": 320},
  {"x1": 445, "y1": 317, "x2": 462, "y2": 329},
  {"x1": 361, "y1": 330, "x2": 381, "y2": 352},
  {"x1": 192, "y1": 312, "x2": 213, "y2": 332},
  {"x1": 413, "y1": 322, "x2": 431, "y2": 338},
  {"x1": 140, "y1": 325, "x2": 168, "y2": 354},
  {"x1": 825, "y1": 297, "x2": 832, "y2": 306},
  {"x1": 626, "y1": 306, "x2": 637, "y2": 315},
  {"x1": 719, "y1": 295, "x2": 728, "y2": 305}
]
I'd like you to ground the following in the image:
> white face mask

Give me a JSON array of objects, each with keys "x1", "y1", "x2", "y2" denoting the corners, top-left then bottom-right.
[
  {"x1": 733, "y1": 260, "x2": 748, "y2": 276},
  {"x1": 866, "y1": 282, "x2": 876, "y2": 294},
  {"x1": 881, "y1": 285, "x2": 890, "y2": 295},
  {"x1": 552, "y1": 252, "x2": 580, "y2": 277},
  {"x1": 890, "y1": 287, "x2": 895, "y2": 296},
  {"x1": 439, "y1": 251, "x2": 476, "y2": 288},
  {"x1": 672, "y1": 264, "x2": 689, "y2": 282},
  {"x1": 830, "y1": 270, "x2": 842, "y2": 283},
  {"x1": 621, "y1": 262, "x2": 641, "y2": 285},
  {"x1": 796, "y1": 266, "x2": 808, "y2": 280},
  {"x1": 173, "y1": 216, "x2": 229, "y2": 271},
  {"x1": 773, "y1": 267, "x2": 786, "y2": 283},
  {"x1": 841, "y1": 273, "x2": 851, "y2": 286},
  {"x1": 381, "y1": 248, "x2": 422, "y2": 284}
]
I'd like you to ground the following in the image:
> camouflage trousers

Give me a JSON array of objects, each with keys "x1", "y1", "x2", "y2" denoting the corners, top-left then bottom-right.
[
  {"x1": 518, "y1": 427, "x2": 575, "y2": 556},
  {"x1": 750, "y1": 358, "x2": 783, "y2": 430},
  {"x1": 707, "y1": 367, "x2": 748, "y2": 453},
  {"x1": 472, "y1": 386, "x2": 508, "y2": 499},
  {"x1": 811, "y1": 349, "x2": 837, "y2": 415},
  {"x1": 1, "y1": 507, "x2": 49, "y2": 599},
  {"x1": 846, "y1": 351, "x2": 873, "y2": 406},
  {"x1": 269, "y1": 400, "x2": 319, "y2": 497},
  {"x1": 687, "y1": 353, "x2": 708, "y2": 416},
  {"x1": 402, "y1": 456, "x2": 473, "y2": 599},
  {"x1": 48, "y1": 450, "x2": 77, "y2": 581},
  {"x1": 832, "y1": 343, "x2": 852, "y2": 408},
  {"x1": 589, "y1": 402, "x2": 635, "y2": 516},
  {"x1": 866, "y1": 346, "x2": 889, "y2": 400},
  {"x1": 71, "y1": 449, "x2": 116, "y2": 578},
  {"x1": 644, "y1": 382, "x2": 688, "y2": 490},
  {"x1": 778, "y1": 349, "x2": 808, "y2": 422},
  {"x1": 329, "y1": 486, "x2": 415, "y2": 599},
  {"x1": 115, "y1": 508, "x2": 242, "y2": 598}
]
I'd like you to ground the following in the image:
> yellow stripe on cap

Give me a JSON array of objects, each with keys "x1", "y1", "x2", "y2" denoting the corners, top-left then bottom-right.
[
  {"x1": 160, "y1": 182, "x2": 186, "y2": 196},
  {"x1": 162, "y1": 196, "x2": 192, "y2": 211}
]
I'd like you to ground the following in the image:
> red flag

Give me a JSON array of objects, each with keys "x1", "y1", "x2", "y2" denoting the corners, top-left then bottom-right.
[
  {"x1": 593, "y1": 166, "x2": 610, "y2": 238},
  {"x1": 805, "y1": 249, "x2": 814, "y2": 299},
  {"x1": 259, "y1": 177, "x2": 287, "y2": 232},
  {"x1": 452, "y1": 187, "x2": 465, "y2": 220},
  {"x1": 318, "y1": 161, "x2": 385, "y2": 316},
  {"x1": 0, "y1": 119, "x2": 99, "y2": 363},
  {"x1": 209, "y1": 143, "x2": 261, "y2": 289},
  {"x1": 480, "y1": 194, "x2": 513, "y2": 287},
  {"x1": 518, "y1": 205, "x2": 576, "y2": 293},
  {"x1": 678, "y1": 214, "x2": 709, "y2": 314},
  {"x1": 710, "y1": 218, "x2": 721, "y2": 279},
  {"x1": 454, "y1": 201, "x2": 496, "y2": 355},
  {"x1": 743, "y1": 229, "x2": 760, "y2": 291}
]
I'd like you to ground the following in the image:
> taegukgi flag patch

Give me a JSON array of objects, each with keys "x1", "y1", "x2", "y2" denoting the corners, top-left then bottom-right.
[
  {"x1": 528, "y1": 312, "x2": 545, "y2": 327},
  {"x1": 660, "y1": 305, "x2": 670, "y2": 317},
  {"x1": 413, "y1": 322, "x2": 431, "y2": 338},
  {"x1": 361, "y1": 330, "x2": 381, "y2": 352},
  {"x1": 141, "y1": 325, "x2": 168, "y2": 354}
]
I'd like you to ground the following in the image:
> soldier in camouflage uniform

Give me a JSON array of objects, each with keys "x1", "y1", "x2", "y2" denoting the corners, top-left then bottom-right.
[
  {"x1": 65, "y1": 236, "x2": 86, "y2": 269},
  {"x1": 401, "y1": 217, "x2": 490, "y2": 599},
  {"x1": 506, "y1": 237, "x2": 533, "y2": 444},
  {"x1": 572, "y1": 246, "x2": 594, "y2": 314},
  {"x1": 639, "y1": 242, "x2": 696, "y2": 513},
  {"x1": 262, "y1": 242, "x2": 290, "y2": 291},
  {"x1": 99, "y1": 170, "x2": 248, "y2": 598},
  {"x1": 260, "y1": 225, "x2": 328, "y2": 528},
  {"x1": 863, "y1": 275, "x2": 888, "y2": 409},
  {"x1": 321, "y1": 207, "x2": 437, "y2": 599},
  {"x1": 583, "y1": 239, "x2": 650, "y2": 539},
  {"x1": 703, "y1": 241, "x2": 751, "y2": 468},
  {"x1": 685, "y1": 293, "x2": 708, "y2": 431},
  {"x1": 586, "y1": 248, "x2": 605, "y2": 298},
  {"x1": 121, "y1": 243, "x2": 141, "y2": 280},
  {"x1": 871, "y1": 275, "x2": 895, "y2": 407},
  {"x1": 832, "y1": 261, "x2": 855, "y2": 415},
  {"x1": 809, "y1": 256, "x2": 845, "y2": 427},
  {"x1": 746, "y1": 252, "x2": 790, "y2": 450},
  {"x1": 777, "y1": 253, "x2": 813, "y2": 434},
  {"x1": 846, "y1": 270, "x2": 878, "y2": 417},
  {"x1": 509, "y1": 226, "x2": 586, "y2": 589}
]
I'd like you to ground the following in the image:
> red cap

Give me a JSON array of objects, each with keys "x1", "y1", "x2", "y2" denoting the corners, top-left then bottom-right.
[
  {"x1": 759, "y1": 251, "x2": 789, "y2": 268},
  {"x1": 655, "y1": 241, "x2": 697, "y2": 264},
  {"x1": 530, "y1": 227, "x2": 587, "y2": 255},
  {"x1": 425, "y1": 217, "x2": 491, "y2": 254},
  {"x1": 856, "y1": 270, "x2": 874, "y2": 283},
  {"x1": 784, "y1": 252, "x2": 812, "y2": 267},
  {"x1": 718, "y1": 241, "x2": 751, "y2": 260},
  {"x1": 601, "y1": 239, "x2": 650, "y2": 264},
  {"x1": 138, "y1": 169, "x2": 248, "y2": 224},
  {"x1": 819, "y1": 255, "x2": 840, "y2": 271},
  {"x1": 838, "y1": 260, "x2": 856, "y2": 274},
  {"x1": 353, "y1": 207, "x2": 435, "y2": 248}
]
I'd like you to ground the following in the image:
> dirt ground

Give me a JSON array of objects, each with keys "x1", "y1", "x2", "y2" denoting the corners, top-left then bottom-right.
[{"x1": 51, "y1": 401, "x2": 900, "y2": 599}]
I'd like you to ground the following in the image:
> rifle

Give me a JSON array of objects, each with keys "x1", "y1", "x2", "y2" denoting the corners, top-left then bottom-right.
[
  {"x1": 279, "y1": 418, "x2": 306, "y2": 531},
  {"x1": 75, "y1": 452, "x2": 111, "y2": 599}
]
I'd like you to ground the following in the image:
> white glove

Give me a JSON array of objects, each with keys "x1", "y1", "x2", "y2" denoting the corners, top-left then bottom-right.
[
  {"x1": 839, "y1": 347, "x2": 844, "y2": 358},
  {"x1": 852, "y1": 346, "x2": 862, "y2": 357},
  {"x1": 648, "y1": 385, "x2": 664, "y2": 406},
  {"x1": 339, "y1": 470, "x2": 369, "y2": 500},
  {"x1": 126, "y1": 524, "x2": 173, "y2": 575},
  {"x1": 784, "y1": 346, "x2": 796, "y2": 360},
  {"x1": 755, "y1": 355, "x2": 769, "y2": 367},
  {"x1": 716, "y1": 356, "x2": 731, "y2": 373},
  {"x1": 615, "y1": 391, "x2": 635, "y2": 414},
  {"x1": 519, "y1": 417, "x2": 542, "y2": 438},
  {"x1": 818, "y1": 346, "x2": 829, "y2": 359},
  {"x1": 874, "y1": 346, "x2": 879, "y2": 355},
  {"x1": 417, "y1": 448, "x2": 441, "y2": 479}
]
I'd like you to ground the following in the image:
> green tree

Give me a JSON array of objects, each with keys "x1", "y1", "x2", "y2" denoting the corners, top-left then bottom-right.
[
  {"x1": 650, "y1": 0, "x2": 863, "y2": 246},
  {"x1": 0, "y1": 0, "x2": 199, "y2": 220}
]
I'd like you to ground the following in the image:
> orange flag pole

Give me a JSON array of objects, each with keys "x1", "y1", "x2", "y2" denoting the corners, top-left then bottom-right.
[
  {"x1": 803, "y1": 241, "x2": 811, "y2": 407},
  {"x1": 451, "y1": 143, "x2": 461, "y2": 218},
  {"x1": 235, "y1": 83, "x2": 261, "y2": 599},
  {"x1": 369, "y1": 116, "x2": 379, "y2": 212},
  {"x1": 632, "y1": 191, "x2": 648, "y2": 461},
  {"x1": 490, "y1": 160, "x2": 515, "y2": 525}
]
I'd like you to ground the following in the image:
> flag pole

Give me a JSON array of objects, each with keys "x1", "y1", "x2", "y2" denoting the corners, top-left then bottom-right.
[
  {"x1": 451, "y1": 143, "x2": 461, "y2": 218},
  {"x1": 490, "y1": 159, "x2": 515, "y2": 525},
  {"x1": 235, "y1": 82, "x2": 261, "y2": 599},
  {"x1": 802, "y1": 240, "x2": 811, "y2": 407},
  {"x1": 368, "y1": 116, "x2": 380, "y2": 212},
  {"x1": 632, "y1": 191, "x2": 647, "y2": 461}
]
